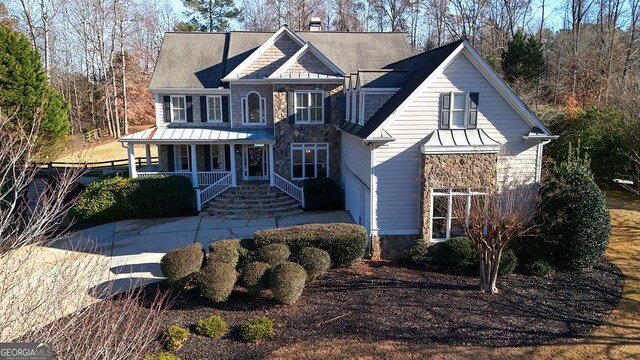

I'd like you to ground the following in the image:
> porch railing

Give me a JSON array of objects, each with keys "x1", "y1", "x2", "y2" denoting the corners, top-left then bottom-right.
[
  {"x1": 273, "y1": 173, "x2": 305, "y2": 208},
  {"x1": 137, "y1": 171, "x2": 230, "y2": 186},
  {"x1": 197, "y1": 172, "x2": 233, "y2": 211}
]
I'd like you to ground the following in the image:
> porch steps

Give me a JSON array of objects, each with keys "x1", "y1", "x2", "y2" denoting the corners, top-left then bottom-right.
[{"x1": 203, "y1": 182, "x2": 303, "y2": 219}]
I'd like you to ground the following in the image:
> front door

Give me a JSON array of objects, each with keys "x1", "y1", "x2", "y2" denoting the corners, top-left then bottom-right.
[{"x1": 242, "y1": 145, "x2": 269, "y2": 181}]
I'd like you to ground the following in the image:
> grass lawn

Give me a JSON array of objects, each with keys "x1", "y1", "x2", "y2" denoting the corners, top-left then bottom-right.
[
  {"x1": 269, "y1": 189, "x2": 640, "y2": 359},
  {"x1": 54, "y1": 139, "x2": 157, "y2": 163}
]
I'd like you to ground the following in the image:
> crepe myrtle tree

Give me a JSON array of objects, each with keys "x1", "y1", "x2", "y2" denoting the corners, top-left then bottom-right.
[{"x1": 452, "y1": 184, "x2": 537, "y2": 293}]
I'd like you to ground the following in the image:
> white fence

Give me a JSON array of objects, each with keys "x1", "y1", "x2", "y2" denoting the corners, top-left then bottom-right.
[
  {"x1": 273, "y1": 173, "x2": 304, "y2": 208},
  {"x1": 196, "y1": 173, "x2": 233, "y2": 210},
  {"x1": 137, "y1": 171, "x2": 230, "y2": 186}
]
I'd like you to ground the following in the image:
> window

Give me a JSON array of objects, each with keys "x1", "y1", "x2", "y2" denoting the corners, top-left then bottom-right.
[
  {"x1": 170, "y1": 96, "x2": 186, "y2": 122},
  {"x1": 242, "y1": 91, "x2": 266, "y2": 125},
  {"x1": 431, "y1": 188, "x2": 486, "y2": 241},
  {"x1": 294, "y1": 91, "x2": 324, "y2": 124},
  {"x1": 291, "y1": 143, "x2": 329, "y2": 179},
  {"x1": 206, "y1": 96, "x2": 222, "y2": 123},
  {"x1": 174, "y1": 145, "x2": 190, "y2": 172},
  {"x1": 210, "y1": 145, "x2": 225, "y2": 170},
  {"x1": 440, "y1": 92, "x2": 479, "y2": 129}
]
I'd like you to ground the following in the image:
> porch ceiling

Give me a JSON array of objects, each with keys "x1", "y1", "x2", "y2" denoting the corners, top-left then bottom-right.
[{"x1": 118, "y1": 127, "x2": 275, "y2": 144}]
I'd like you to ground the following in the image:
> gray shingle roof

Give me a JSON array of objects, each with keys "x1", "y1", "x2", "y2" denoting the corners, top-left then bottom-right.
[
  {"x1": 357, "y1": 69, "x2": 412, "y2": 88},
  {"x1": 149, "y1": 30, "x2": 412, "y2": 89},
  {"x1": 340, "y1": 40, "x2": 464, "y2": 138}
]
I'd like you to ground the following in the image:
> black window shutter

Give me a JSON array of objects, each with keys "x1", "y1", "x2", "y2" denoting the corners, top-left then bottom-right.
[
  {"x1": 186, "y1": 96, "x2": 193, "y2": 122},
  {"x1": 324, "y1": 92, "x2": 332, "y2": 124},
  {"x1": 203, "y1": 145, "x2": 211, "y2": 171},
  {"x1": 225, "y1": 145, "x2": 232, "y2": 171},
  {"x1": 200, "y1": 96, "x2": 207, "y2": 122},
  {"x1": 287, "y1": 91, "x2": 295, "y2": 124},
  {"x1": 167, "y1": 145, "x2": 175, "y2": 171},
  {"x1": 440, "y1": 93, "x2": 450, "y2": 129},
  {"x1": 468, "y1": 92, "x2": 479, "y2": 128},
  {"x1": 222, "y1": 96, "x2": 229, "y2": 123},
  {"x1": 163, "y1": 96, "x2": 171, "y2": 123}
]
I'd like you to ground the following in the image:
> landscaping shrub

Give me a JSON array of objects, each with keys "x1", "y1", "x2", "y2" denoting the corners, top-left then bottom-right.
[
  {"x1": 296, "y1": 247, "x2": 331, "y2": 280},
  {"x1": 538, "y1": 151, "x2": 611, "y2": 270},
  {"x1": 302, "y1": 178, "x2": 344, "y2": 211},
  {"x1": 195, "y1": 315, "x2": 227, "y2": 338},
  {"x1": 525, "y1": 260, "x2": 555, "y2": 277},
  {"x1": 239, "y1": 261, "x2": 271, "y2": 297},
  {"x1": 254, "y1": 223, "x2": 367, "y2": 267},
  {"x1": 238, "y1": 317, "x2": 274, "y2": 343},
  {"x1": 270, "y1": 262, "x2": 307, "y2": 305},
  {"x1": 407, "y1": 239, "x2": 430, "y2": 264},
  {"x1": 71, "y1": 175, "x2": 194, "y2": 225},
  {"x1": 196, "y1": 262, "x2": 238, "y2": 303},
  {"x1": 208, "y1": 239, "x2": 254, "y2": 270},
  {"x1": 144, "y1": 353, "x2": 181, "y2": 360},
  {"x1": 437, "y1": 236, "x2": 476, "y2": 270},
  {"x1": 499, "y1": 249, "x2": 518, "y2": 276},
  {"x1": 160, "y1": 243, "x2": 204, "y2": 290},
  {"x1": 161, "y1": 325, "x2": 190, "y2": 351},
  {"x1": 257, "y1": 243, "x2": 290, "y2": 265}
]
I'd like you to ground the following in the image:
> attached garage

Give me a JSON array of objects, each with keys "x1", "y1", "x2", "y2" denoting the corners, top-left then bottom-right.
[{"x1": 344, "y1": 172, "x2": 370, "y2": 232}]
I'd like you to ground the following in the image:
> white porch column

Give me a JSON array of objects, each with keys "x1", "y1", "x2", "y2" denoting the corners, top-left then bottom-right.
[
  {"x1": 190, "y1": 144, "x2": 198, "y2": 187},
  {"x1": 145, "y1": 144, "x2": 151, "y2": 166},
  {"x1": 269, "y1": 143, "x2": 275, "y2": 186},
  {"x1": 229, "y1": 143, "x2": 237, "y2": 186},
  {"x1": 127, "y1": 144, "x2": 137, "y2": 178}
]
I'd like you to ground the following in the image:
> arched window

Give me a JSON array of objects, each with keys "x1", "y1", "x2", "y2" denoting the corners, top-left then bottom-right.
[{"x1": 242, "y1": 91, "x2": 266, "y2": 125}]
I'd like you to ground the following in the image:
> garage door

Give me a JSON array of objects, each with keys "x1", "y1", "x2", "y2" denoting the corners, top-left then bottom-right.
[{"x1": 345, "y1": 173, "x2": 370, "y2": 232}]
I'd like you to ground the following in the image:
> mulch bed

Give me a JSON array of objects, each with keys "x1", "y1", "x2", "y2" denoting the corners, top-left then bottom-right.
[{"x1": 138, "y1": 259, "x2": 622, "y2": 359}]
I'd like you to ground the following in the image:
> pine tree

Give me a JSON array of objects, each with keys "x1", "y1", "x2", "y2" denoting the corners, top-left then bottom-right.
[
  {"x1": 501, "y1": 31, "x2": 546, "y2": 85},
  {"x1": 0, "y1": 26, "x2": 69, "y2": 153},
  {"x1": 181, "y1": 0, "x2": 241, "y2": 32}
]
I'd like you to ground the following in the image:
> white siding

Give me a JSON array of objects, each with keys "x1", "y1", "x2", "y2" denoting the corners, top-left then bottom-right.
[
  {"x1": 373, "y1": 50, "x2": 538, "y2": 234},
  {"x1": 341, "y1": 131, "x2": 371, "y2": 188}
]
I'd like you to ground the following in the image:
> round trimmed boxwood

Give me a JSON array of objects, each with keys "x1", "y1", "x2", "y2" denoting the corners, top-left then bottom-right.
[
  {"x1": 196, "y1": 262, "x2": 237, "y2": 303},
  {"x1": 195, "y1": 315, "x2": 227, "y2": 338},
  {"x1": 296, "y1": 247, "x2": 330, "y2": 280},
  {"x1": 525, "y1": 260, "x2": 555, "y2": 277},
  {"x1": 257, "y1": 243, "x2": 290, "y2": 265},
  {"x1": 270, "y1": 261, "x2": 307, "y2": 305},
  {"x1": 161, "y1": 325, "x2": 190, "y2": 351},
  {"x1": 160, "y1": 243, "x2": 204, "y2": 290},
  {"x1": 240, "y1": 261, "x2": 271, "y2": 297},
  {"x1": 406, "y1": 239, "x2": 430, "y2": 264},
  {"x1": 208, "y1": 239, "x2": 254, "y2": 270},
  {"x1": 238, "y1": 317, "x2": 274, "y2": 343},
  {"x1": 437, "y1": 236, "x2": 476, "y2": 270},
  {"x1": 538, "y1": 153, "x2": 611, "y2": 270},
  {"x1": 499, "y1": 249, "x2": 518, "y2": 276}
]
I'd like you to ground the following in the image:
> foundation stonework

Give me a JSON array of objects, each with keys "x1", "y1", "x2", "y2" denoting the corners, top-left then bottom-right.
[
  {"x1": 419, "y1": 153, "x2": 498, "y2": 240},
  {"x1": 371, "y1": 234, "x2": 419, "y2": 260},
  {"x1": 272, "y1": 84, "x2": 342, "y2": 183}
]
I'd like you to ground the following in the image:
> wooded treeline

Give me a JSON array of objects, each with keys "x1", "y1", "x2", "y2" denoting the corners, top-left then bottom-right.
[{"x1": 2, "y1": 1, "x2": 639, "y2": 164}]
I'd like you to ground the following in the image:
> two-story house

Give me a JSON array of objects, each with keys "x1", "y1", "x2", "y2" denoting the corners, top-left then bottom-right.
[{"x1": 119, "y1": 24, "x2": 556, "y2": 259}]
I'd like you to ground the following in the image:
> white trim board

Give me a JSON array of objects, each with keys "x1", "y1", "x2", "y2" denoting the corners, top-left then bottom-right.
[
  {"x1": 222, "y1": 26, "x2": 305, "y2": 82},
  {"x1": 366, "y1": 40, "x2": 553, "y2": 140}
]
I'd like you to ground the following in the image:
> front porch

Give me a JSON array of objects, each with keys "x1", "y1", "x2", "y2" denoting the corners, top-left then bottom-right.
[{"x1": 119, "y1": 128, "x2": 304, "y2": 211}]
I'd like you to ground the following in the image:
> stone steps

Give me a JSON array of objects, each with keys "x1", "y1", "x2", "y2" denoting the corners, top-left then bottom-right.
[{"x1": 203, "y1": 182, "x2": 303, "y2": 219}]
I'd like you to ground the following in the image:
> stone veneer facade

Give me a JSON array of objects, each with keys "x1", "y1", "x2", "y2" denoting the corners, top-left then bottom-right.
[{"x1": 272, "y1": 83, "x2": 343, "y2": 183}]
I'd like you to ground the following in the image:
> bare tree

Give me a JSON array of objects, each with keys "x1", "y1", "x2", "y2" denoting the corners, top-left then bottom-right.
[{"x1": 452, "y1": 184, "x2": 538, "y2": 293}]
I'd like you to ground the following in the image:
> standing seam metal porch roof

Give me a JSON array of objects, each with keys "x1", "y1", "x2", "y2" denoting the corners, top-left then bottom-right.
[{"x1": 118, "y1": 127, "x2": 275, "y2": 144}]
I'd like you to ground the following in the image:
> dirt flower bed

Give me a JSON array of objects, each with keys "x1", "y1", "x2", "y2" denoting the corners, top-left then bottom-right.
[{"x1": 134, "y1": 259, "x2": 620, "y2": 359}]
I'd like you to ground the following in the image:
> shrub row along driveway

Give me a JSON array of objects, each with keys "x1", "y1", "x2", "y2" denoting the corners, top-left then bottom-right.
[{"x1": 2, "y1": 211, "x2": 351, "y2": 341}]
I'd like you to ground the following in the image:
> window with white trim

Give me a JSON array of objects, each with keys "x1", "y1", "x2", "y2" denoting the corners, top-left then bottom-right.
[
  {"x1": 291, "y1": 143, "x2": 328, "y2": 180},
  {"x1": 294, "y1": 91, "x2": 324, "y2": 124},
  {"x1": 242, "y1": 91, "x2": 266, "y2": 125},
  {"x1": 210, "y1": 145, "x2": 225, "y2": 170},
  {"x1": 174, "y1": 145, "x2": 190, "y2": 172},
  {"x1": 170, "y1": 96, "x2": 186, "y2": 122},
  {"x1": 206, "y1": 95, "x2": 223, "y2": 123},
  {"x1": 439, "y1": 92, "x2": 479, "y2": 129},
  {"x1": 431, "y1": 188, "x2": 486, "y2": 240}
]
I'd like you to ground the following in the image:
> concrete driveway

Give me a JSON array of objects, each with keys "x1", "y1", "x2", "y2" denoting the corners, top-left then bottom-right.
[{"x1": 52, "y1": 211, "x2": 353, "y2": 295}]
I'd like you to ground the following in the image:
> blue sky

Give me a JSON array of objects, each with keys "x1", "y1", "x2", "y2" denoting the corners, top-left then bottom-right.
[{"x1": 169, "y1": 0, "x2": 567, "y2": 31}]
